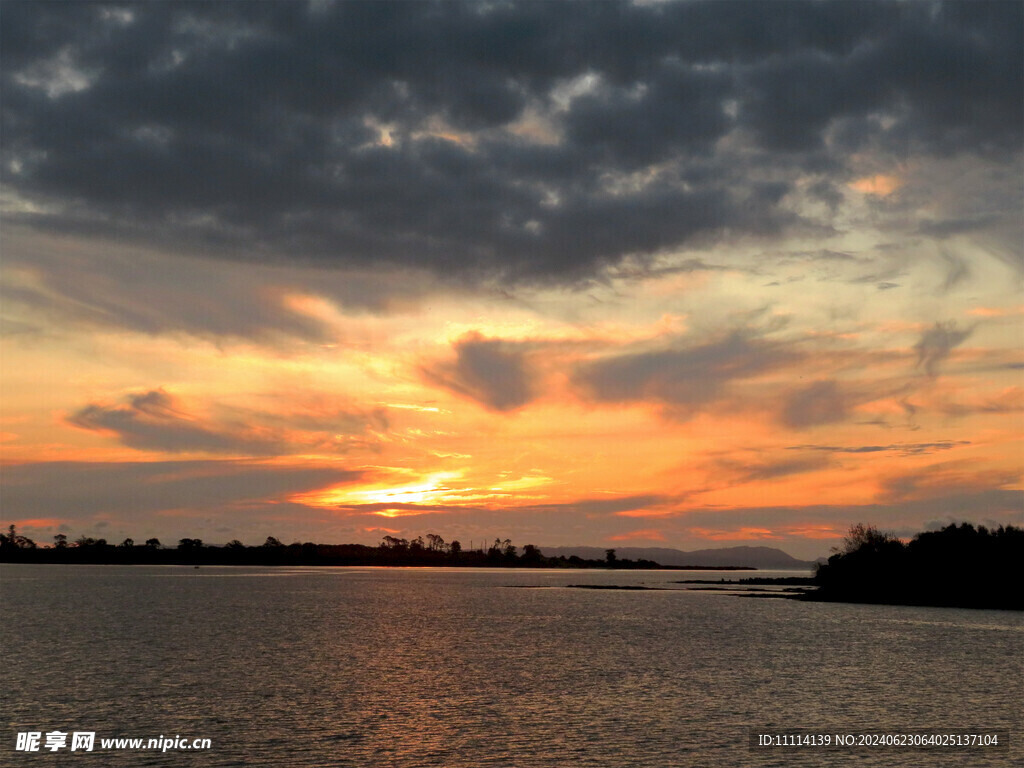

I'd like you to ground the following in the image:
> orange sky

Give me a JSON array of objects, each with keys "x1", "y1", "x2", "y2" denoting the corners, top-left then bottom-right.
[
  {"x1": 2, "y1": 2, "x2": 1021, "y2": 559},
  {"x1": 3, "y1": 219, "x2": 1020, "y2": 558}
]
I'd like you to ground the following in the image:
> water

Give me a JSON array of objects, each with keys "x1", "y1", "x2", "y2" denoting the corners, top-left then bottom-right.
[{"x1": 2, "y1": 565, "x2": 1020, "y2": 766}]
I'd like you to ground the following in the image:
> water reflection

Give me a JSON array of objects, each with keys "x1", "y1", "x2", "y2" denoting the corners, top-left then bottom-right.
[{"x1": 1, "y1": 565, "x2": 1019, "y2": 767}]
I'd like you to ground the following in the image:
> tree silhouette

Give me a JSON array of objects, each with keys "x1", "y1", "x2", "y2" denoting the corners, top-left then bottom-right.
[
  {"x1": 1, "y1": 524, "x2": 36, "y2": 550},
  {"x1": 521, "y1": 544, "x2": 542, "y2": 564},
  {"x1": 836, "y1": 523, "x2": 899, "y2": 555},
  {"x1": 815, "y1": 522, "x2": 1021, "y2": 609}
]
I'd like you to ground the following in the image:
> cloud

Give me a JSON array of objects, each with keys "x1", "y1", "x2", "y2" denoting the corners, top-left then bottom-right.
[
  {"x1": 0, "y1": 460, "x2": 363, "y2": 519},
  {"x1": 334, "y1": 493, "x2": 675, "y2": 519},
  {"x1": 0, "y1": 230, "x2": 441, "y2": 341},
  {"x1": 607, "y1": 529, "x2": 667, "y2": 543},
  {"x1": 675, "y1": 490, "x2": 1023, "y2": 539},
  {"x1": 932, "y1": 387, "x2": 1024, "y2": 417},
  {"x1": 790, "y1": 441, "x2": 970, "y2": 457},
  {"x1": 68, "y1": 389, "x2": 276, "y2": 455},
  {"x1": 914, "y1": 321, "x2": 972, "y2": 377},
  {"x1": 710, "y1": 453, "x2": 831, "y2": 484},
  {"x1": 877, "y1": 462, "x2": 1021, "y2": 504},
  {"x1": 575, "y1": 330, "x2": 794, "y2": 416},
  {"x1": 420, "y1": 332, "x2": 537, "y2": 411},
  {"x1": 918, "y1": 215, "x2": 1000, "y2": 239},
  {"x1": 687, "y1": 526, "x2": 783, "y2": 542},
  {"x1": 2, "y1": 1, "x2": 1019, "y2": 284},
  {"x1": 849, "y1": 174, "x2": 902, "y2": 196},
  {"x1": 67, "y1": 389, "x2": 387, "y2": 455},
  {"x1": 780, "y1": 380, "x2": 847, "y2": 428}
]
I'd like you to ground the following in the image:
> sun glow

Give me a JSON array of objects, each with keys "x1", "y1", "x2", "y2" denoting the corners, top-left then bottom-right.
[{"x1": 292, "y1": 471, "x2": 467, "y2": 510}]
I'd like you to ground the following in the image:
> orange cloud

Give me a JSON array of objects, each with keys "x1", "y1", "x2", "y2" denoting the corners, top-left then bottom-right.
[
  {"x1": 967, "y1": 306, "x2": 1024, "y2": 318},
  {"x1": 607, "y1": 528, "x2": 666, "y2": 542},
  {"x1": 849, "y1": 174, "x2": 902, "y2": 196},
  {"x1": 295, "y1": 471, "x2": 467, "y2": 510},
  {"x1": 8, "y1": 518, "x2": 62, "y2": 529},
  {"x1": 783, "y1": 524, "x2": 843, "y2": 540},
  {"x1": 689, "y1": 526, "x2": 783, "y2": 541}
]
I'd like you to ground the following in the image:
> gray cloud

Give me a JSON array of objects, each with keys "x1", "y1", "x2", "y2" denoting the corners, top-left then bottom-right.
[
  {"x1": 68, "y1": 389, "x2": 278, "y2": 455},
  {"x1": 421, "y1": 333, "x2": 536, "y2": 412},
  {"x1": 878, "y1": 463, "x2": 1021, "y2": 504},
  {"x1": 914, "y1": 321, "x2": 972, "y2": 377},
  {"x1": 710, "y1": 453, "x2": 830, "y2": 484},
  {"x1": 789, "y1": 441, "x2": 970, "y2": 457},
  {"x1": 1, "y1": 460, "x2": 363, "y2": 519},
  {"x1": 67, "y1": 388, "x2": 387, "y2": 455},
  {"x1": 2, "y1": 1, "x2": 1019, "y2": 284},
  {"x1": 934, "y1": 389, "x2": 1024, "y2": 417},
  {"x1": 575, "y1": 330, "x2": 794, "y2": 416},
  {"x1": 0, "y1": 229, "x2": 442, "y2": 342},
  {"x1": 918, "y1": 215, "x2": 1000, "y2": 239},
  {"x1": 780, "y1": 380, "x2": 847, "y2": 429},
  {"x1": 677, "y1": 489, "x2": 1023, "y2": 537}
]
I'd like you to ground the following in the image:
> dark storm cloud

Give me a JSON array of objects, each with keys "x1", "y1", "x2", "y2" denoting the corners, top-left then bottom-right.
[
  {"x1": 3, "y1": 1, "x2": 1020, "y2": 282},
  {"x1": 575, "y1": 330, "x2": 794, "y2": 414},
  {"x1": 421, "y1": 332, "x2": 536, "y2": 412}
]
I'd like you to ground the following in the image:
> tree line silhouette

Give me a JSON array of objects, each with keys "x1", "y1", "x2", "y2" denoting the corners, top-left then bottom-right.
[
  {"x1": 813, "y1": 522, "x2": 1022, "y2": 610},
  {"x1": 0, "y1": 526, "x2": 661, "y2": 569}
]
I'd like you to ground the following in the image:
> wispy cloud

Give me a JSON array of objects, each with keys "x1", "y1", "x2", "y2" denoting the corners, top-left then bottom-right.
[
  {"x1": 1, "y1": 460, "x2": 364, "y2": 519},
  {"x1": 789, "y1": 441, "x2": 971, "y2": 457},
  {"x1": 914, "y1": 321, "x2": 972, "y2": 377},
  {"x1": 67, "y1": 389, "x2": 387, "y2": 456},
  {"x1": 574, "y1": 329, "x2": 796, "y2": 418},
  {"x1": 780, "y1": 380, "x2": 848, "y2": 428}
]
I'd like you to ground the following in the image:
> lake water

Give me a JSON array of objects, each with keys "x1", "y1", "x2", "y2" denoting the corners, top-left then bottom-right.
[{"x1": 2, "y1": 565, "x2": 1020, "y2": 766}]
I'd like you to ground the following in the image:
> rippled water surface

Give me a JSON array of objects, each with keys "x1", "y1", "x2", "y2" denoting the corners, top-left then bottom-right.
[{"x1": 2, "y1": 565, "x2": 1020, "y2": 766}]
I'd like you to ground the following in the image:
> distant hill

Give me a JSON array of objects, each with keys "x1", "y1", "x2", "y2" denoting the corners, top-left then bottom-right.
[{"x1": 540, "y1": 545, "x2": 816, "y2": 570}]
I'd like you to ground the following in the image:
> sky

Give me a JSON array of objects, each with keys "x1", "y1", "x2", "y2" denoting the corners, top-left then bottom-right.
[{"x1": 1, "y1": 1, "x2": 1021, "y2": 559}]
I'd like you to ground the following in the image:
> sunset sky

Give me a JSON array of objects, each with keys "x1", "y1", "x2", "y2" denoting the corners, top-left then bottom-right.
[{"x1": 2, "y1": 1, "x2": 1021, "y2": 559}]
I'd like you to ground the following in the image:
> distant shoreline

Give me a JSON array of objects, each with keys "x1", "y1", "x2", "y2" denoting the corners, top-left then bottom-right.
[{"x1": 0, "y1": 553, "x2": 757, "y2": 570}]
